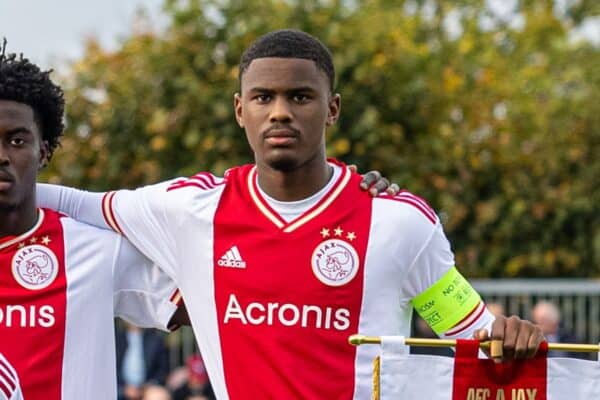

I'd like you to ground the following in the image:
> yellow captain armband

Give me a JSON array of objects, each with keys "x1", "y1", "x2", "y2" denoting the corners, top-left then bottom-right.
[{"x1": 410, "y1": 267, "x2": 481, "y2": 335}]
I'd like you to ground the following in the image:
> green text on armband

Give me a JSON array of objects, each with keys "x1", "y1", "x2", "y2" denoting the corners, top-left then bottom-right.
[{"x1": 410, "y1": 267, "x2": 481, "y2": 335}]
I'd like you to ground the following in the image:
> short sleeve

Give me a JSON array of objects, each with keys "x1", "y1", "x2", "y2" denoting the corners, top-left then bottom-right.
[
  {"x1": 112, "y1": 236, "x2": 180, "y2": 331},
  {"x1": 401, "y1": 222, "x2": 456, "y2": 298},
  {"x1": 104, "y1": 180, "x2": 181, "y2": 279}
]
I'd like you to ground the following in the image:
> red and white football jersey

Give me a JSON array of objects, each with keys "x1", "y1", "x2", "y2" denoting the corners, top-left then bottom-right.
[
  {"x1": 0, "y1": 353, "x2": 23, "y2": 400},
  {"x1": 0, "y1": 209, "x2": 179, "y2": 400},
  {"x1": 38, "y1": 161, "x2": 493, "y2": 400}
]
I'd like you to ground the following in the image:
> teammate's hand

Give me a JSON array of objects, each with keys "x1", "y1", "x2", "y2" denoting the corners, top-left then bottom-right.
[
  {"x1": 350, "y1": 165, "x2": 400, "y2": 196},
  {"x1": 473, "y1": 315, "x2": 545, "y2": 361}
]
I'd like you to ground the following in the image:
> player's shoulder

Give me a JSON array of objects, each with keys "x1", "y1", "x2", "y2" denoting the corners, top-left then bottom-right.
[
  {"x1": 171, "y1": 164, "x2": 255, "y2": 191},
  {"x1": 165, "y1": 171, "x2": 227, "y2": 193},
  {"x1": 374, "y1": 190, "x2": 438, "y2": 225}
]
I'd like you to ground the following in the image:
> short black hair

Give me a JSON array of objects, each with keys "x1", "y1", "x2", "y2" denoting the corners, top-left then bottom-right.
[
  {"x1": 239, "y1": 29, "x2": 335, "y2": 91},
  {"x1": 0, "y1": 41, "x2": 65, "y2": 160}
]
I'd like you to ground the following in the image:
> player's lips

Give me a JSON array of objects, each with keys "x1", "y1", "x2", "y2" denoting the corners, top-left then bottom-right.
[
  {"x1": 0, "y1": 171, "x2": 14, "y2": 190},
  {"x1": 0, "y1": 171, "x2": 14, "y2": 183},
  {"x1": 263, "y1": 127, "x2": 300, "y2": 145}
]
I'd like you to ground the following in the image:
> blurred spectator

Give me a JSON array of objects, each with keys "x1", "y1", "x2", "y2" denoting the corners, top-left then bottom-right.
[
  {"x1": 116, "y1": 322, "x2": 171, "y2": 400},
  {"x1": 172, "y1": 354, "x2": 215, "y2": 400},
  {"x1": 141, "y1": 384, "x2": 172, "y2": 400},
  {"x1": 166, "y1": 366, "x2": 189, "y2": 392},
  {"x1": 531, "y1": 300, "x2": 586, "y2": 359},
  {"x1": 486, "y1": 302, "x2": 506, "y2": 317}
]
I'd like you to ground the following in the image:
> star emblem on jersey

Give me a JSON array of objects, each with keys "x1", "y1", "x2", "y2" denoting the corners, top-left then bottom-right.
[
  {"x1": 312, "y1": 227, "x2": 360, "y2": 287},
  {"x1": 218, "y1": 245, "x2": 247, "y2": 268},
  {"x1": 11, "y1": 244, "x2": 59, "y2": 290}
]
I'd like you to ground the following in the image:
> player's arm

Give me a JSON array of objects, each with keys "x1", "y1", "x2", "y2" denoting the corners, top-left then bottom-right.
[
  {"x1": 406, "y1": 221, "x2": 495, "y2": 340},
  {"x1": 407, "y1": 223, "x2": 543, "y2": 360},
  {"x1": 411, "y1": 266, "x2": 494, "y2": 339},
  {"x1": 37, "y1": 181, "x2": 179, "y2": 277},
  {"x1": 37, "y1": 183, "x2": 110, "y2": 229}
]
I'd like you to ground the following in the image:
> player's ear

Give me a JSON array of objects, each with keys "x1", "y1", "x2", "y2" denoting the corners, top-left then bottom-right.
[
  {"x1": 326, "y1": 93, "x2": 341, "y2": 126},
  {"x1": 234, "y1": 93, "x2": 244, "y2": 128},
  {"x1": 38, "y1": 140, "x2": 49, "y2": 169}
]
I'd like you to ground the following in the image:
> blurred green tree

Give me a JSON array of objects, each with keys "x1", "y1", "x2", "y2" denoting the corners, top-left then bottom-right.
[{"x1": 42, "y1": 0, "x2": 599, "y2": 277}]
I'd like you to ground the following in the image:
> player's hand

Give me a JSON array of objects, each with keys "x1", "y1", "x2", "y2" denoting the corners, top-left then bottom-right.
[
  {"x1": 168, "y1": 302, "x2": 191, "y2": 329},
  {"x1": 473, "y1": 315, "x2": 544, "y2": 361},
  {"x1": 350, "y1": 165, "x2": 400, "y2": 196}
]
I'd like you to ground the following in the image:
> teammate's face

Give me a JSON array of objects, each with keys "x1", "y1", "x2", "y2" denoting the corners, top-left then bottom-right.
[
  {"x1": 0, "y1": 100, "x2": 48, "y2": 211},
  {"x1": 234, "y1": 57, "x2": 340, "y2": 172}
]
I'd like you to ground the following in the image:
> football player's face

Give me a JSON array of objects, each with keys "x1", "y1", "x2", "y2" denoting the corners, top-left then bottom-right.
[
  {"x1": 234, "y1": 57, "x2": 340, "y2": 172},
  {"x1": 0, "y1": 100, "x2": 47, "y2": 211}
]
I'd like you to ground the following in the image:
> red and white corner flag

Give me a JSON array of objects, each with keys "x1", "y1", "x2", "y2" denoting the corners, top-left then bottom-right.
[{"x1": 379, "y1": 337, "x2": 600, "y2": 400}]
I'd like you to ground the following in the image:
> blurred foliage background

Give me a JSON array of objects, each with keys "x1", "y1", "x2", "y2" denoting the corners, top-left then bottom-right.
[{"x1": 41, "y1": 0, "x2": 599, "y2": 278}]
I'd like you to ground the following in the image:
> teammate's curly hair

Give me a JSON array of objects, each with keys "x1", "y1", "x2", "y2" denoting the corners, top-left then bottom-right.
[
  {"x1": 0, "y1": 40, "x2": 64, "y2": 161},
  {"x1": 239, "y1": 29, "x2": 335, "y2": 91}
]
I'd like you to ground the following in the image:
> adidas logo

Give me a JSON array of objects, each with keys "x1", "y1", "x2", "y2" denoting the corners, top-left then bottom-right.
[{"x1": 218, "y1": 246, "x2": 246, "y2": 268}]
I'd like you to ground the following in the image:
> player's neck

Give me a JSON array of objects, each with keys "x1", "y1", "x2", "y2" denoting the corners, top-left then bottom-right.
[
  {"x1": 0, "y1": 201, "x2": 38, "y2": 237},
  {"x1": 256, "y1": 160, "x2": 333, "y2": 202}
]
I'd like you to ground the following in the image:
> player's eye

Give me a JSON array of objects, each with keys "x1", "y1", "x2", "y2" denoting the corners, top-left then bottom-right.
[
  {"x1": 9, "y1": 137, "x2": 25, "y2": 146},
  {"x1": 255, "y1": 94, "x2": 271, "y2": 103},
  {"x1": 293, "y1": 94, "x2": 310, "y2": 103}
]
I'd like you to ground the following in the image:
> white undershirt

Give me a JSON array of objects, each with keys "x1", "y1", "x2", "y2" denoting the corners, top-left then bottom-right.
[{"x1": 256, "y1": 163, "x2": 342, "y2": 222}]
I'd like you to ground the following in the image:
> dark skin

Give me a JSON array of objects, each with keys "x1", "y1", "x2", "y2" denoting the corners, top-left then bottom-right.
[
  {"x1": 0, "y1": 99, "x2": 190, "y2": 327},
  {"x1": 234, "y1": 57, "x2": 543, "y2": 359},
  {"x1": 235, "y1": 58, "x2": 339, "y2": 201},
  {"x1": 0, "y1": 100, "x2": 48, "y2": 236},
  {"x1": 170, "y1": 302, "x2": 191, "y2": 327}
]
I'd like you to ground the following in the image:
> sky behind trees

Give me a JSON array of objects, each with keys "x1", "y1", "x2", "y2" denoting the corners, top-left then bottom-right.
[
  {"x1": 0, "y1": 0, "x2": 163, "y2": 68},
  {"x1": 0, "y1": 0, "x2": 597, "y2": 69}
]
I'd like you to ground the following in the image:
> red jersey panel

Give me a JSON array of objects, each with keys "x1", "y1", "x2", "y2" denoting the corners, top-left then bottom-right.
[
  {"x1": 0, "y1": 210, "x2": 66, "y2": 399},
  {"x1": 214, "y1": 165, "x2": 371, "y2": 399}
]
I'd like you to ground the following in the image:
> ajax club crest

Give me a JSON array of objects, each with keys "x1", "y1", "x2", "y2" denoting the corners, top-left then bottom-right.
[
  {"x1": 12, "y1": 244, "x2": 59, "y2": 290},
  {"x1": 311, "y1": 227, "x2": 360, "y2": 286}
]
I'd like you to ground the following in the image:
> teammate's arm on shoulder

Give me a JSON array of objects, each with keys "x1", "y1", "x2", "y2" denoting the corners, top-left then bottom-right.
[{"x1": 349, "y1": 165, "x2": 400, "y2": 196}]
